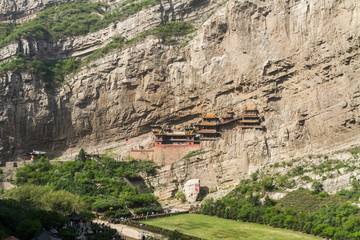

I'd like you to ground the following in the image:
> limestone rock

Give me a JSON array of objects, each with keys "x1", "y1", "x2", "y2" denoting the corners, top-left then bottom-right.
[
  {"x1": 183, "y1": 179, "x2": 200, "y2": 202},
  {"x1": 0, "y1": 0, "x2": 68, "y2": 22},
  {"x1": 0, "y1": 0, "x2": 359, "y2": 197},
  {"x1": 322, "y1": 173, "x2": 355, "y2": 194}
]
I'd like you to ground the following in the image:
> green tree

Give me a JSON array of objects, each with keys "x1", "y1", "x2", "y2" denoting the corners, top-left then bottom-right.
[
  {"x1": 17, "y1": 219, "x2": 42, "y2": 240},
  {"x1": 175, "y1": 191, "x2": 186, "y2": 203},
  {"x1": 168, "y1": 230, "x2": 183, "y2": 240},
  {"x1": 77, "y1": 148, "x2": 87, "y2": 162}
]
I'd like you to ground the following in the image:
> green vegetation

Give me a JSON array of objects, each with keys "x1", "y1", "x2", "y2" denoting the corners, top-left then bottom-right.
[
  {"x1": 6, "y1": 184, "x2": 87, "y2": 214},
  {"x1": 201, "y1": 178, "x2": 360, "y2": 239},
  {"x1": 182, "y1": 149, "x2": 209, "y2": 160},
  {"x1": 0, "y1": 0, "x2": 187, "y2": 91},
  {"x1": 0, "y1": 2, "x2": 106, "y2": 46},
  {"x1": 268, "y1": 157, "x2": 360, "y2": 192},
  {"x1": 133, "y1": 206, "x2": 163, "y2": 215},
  {"x1": 349, "y1": 145, "x2": 360, "y2": 157},
  {"x1": 0, "y1": 54, "x2": 80, "y2": 91},
  {"x1": 84, "y1": 21, "x2": 195, "y2": 64},
  {"x1": 14, "y1": 153, "x2": 160, "y2": 216},
  {"x1": 175, "y1": 191, "x2": 186, "y2": 203},
  {"x1": 301, "y1": 175, "x2": 312, "y2": 182},
  {"x1": 0, "y1": 0, "x2": 161, "y2": 47},
  {"x1": 278, "y1": 188, "x2": 344, "y2": 213},
  {"x1": 0, "y1": 23, "x2": 15, "y2": 40},
  {"x1": 82, "y1": 36, "x2": 126, "y2": 65},
  {"x1": 141, "y1": 214, "x2": 321, "y2": 240},
  {"x1": 0, "y1": 196, "x2": 117, "y2": 240},
  {"x1": 0, "y1": 198, "x2": 69, "y2": 239},
  {"x1": 1, "y1": 149, "x2": 162, "y2": 239},
  {"x1": 0, "y1": 20, "x2": 194, "y2": 91}
]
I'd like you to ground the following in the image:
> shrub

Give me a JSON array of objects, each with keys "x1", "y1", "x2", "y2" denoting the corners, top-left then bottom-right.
[
  {"x1": 277, "y1": 175, "x2": 296, "y2": 189},
  {"x1": 133, "y1": 206, "x2": 163, "y2": 215},
  {"x1": 336, "y1": 189, "x2": 353, "y2": 199},
  {"x1": 77, "y1": 148, "x2": 87, "y2": 162},
  {"x1": 14, "y1": 156, "x2": 158, "y2": 213},
  {"x1": 0, "y1": 0, "x2": 161, "y2": 47},
  {"x1": 260, "y1": 177, "x2": 275, "y2": 191},
  {"x1": 0, "y1": 56, "x2": 81, "y2": 91},
  {"x1": 175, "y1": 191, "x2": 186, "y2": 203},
  {"x1": 263, "y1": 195, "x2": 276, "y2": 207},
  {"x1": 349, "y1": 146, "x2": 360, "y2": 157},
  {"x1": 301, "y1": 175, "x2": 312, "y2": 182},
  {"x1": 311, "y1": 181, "x2": 323, "y2": 194},
  {"x1": 250, "y1": 170, "x2": 259, "y2": 182},
  {"x1": 181, "y1": 149, "x2": 206, "y2": 160},
  {"x1": 290, "y1": 165, "x2": 305, "y2": 176}
]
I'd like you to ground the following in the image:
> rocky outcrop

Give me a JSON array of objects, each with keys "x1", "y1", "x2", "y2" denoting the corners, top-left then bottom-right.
[
  {"x1": 183, "y1": 179, "x2": 200, "y2": 202},
  {"x1": 0, "y1": 0, "x2": 67, "y2": 22},
  {"x1": 0, "y1": 0, "x2": 360, "y2": 196},
  {"x1": 149, "y1": 128, "x2": 267, "y2": 198}
]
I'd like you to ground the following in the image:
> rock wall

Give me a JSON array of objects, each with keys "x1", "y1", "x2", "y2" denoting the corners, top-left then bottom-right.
[
  {"x1": 0, "y1": 0, "x2": 67, "y2": 22},
  {"x1": 130, "y1": 150, "x2": 154, "y2": 161},
  {"x1": 0, "y1": 0, "x2": 360, "y2": 195},
  {"x1": 153, "y1": 145, "x2": 201, "y2": 165},
  {"x1": 130, "y1": 146, "x2": 202, "y2": 165},
  {"x1": 0, "y1": 0, "x2": 217, "y2": 161},
  {"x1": 149, "y1": 128, "x2": 267, "y2": 198}
]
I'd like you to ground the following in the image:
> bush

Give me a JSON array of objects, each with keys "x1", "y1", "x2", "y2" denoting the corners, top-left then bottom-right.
[
  {"x1": 0, "y1": 55, "x2": 81, "y2": 91},
  {"x1": 336, "y1": 189, "x2": 353, "y2": 199},
  {"x1": 0, "y1": 0, "x2": 163, "y2": 47},
  {"x1": 301, "y1": 175, "x2": 312, "y2": 182},
  {"x1": 260, "y1": 177, "x2": 274, "y2": 191},
  {"x1": 181, "y1": 149, "x2": 206, "y2": 160},
  {"x1": 0, "y1": 199, "x2": 71, "y2": 239},
  {"x1": 349, "y1": 146, "x2": 360, "y2": 157},
  {"x1": 133, "y1": 206, "x2": 163, "y2": 215},
  {"x1": 201, "y1": 178, "x2": 360, "y2": 240},
  {"x1": 250, "y1": 170, "x2": 259, "y2": 182},
  {"x1": 14, "y1": 156, "x2": 158, "y2": 213},
  {"x1": 175, "y1": 191, "x2": 186, "y2": 203},
  {"x1": 290, "y1": 165, "x2": 305, "y2": 176},
  {"x1": 104, "y1": 209, "x2": 131, "y2": 218},
  {"x1": 311, "y1": 181, "x2": 323, "y2": 194}
]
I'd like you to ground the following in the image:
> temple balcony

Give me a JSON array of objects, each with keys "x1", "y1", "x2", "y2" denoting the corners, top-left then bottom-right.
[
  {"x1": 200, "y1": 137, "x2": 217, "y2": 141},
  {"x1": 239, "y1": 125, "x2": 263, "y2": 129},
  {"x1": 197, "y1": 130, "x2": 218, "y2": 133},
  {"x1": 239, "y1": 119, "x2": 260, "y2": 123},
  {"x1": 198, "y1": 122, "x2": 218, "y2": 126}
]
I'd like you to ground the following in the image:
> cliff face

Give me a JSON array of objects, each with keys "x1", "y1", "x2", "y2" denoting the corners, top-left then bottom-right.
[
  {"x1": 0, "y1": 0, "x2": 68, "y2": 22},
  {"x1": 0, "y1": 0, "x2": 360, "y2": 190}
]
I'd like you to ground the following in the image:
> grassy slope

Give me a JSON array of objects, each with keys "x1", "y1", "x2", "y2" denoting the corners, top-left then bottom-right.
[
  {"x1": 141, "y1": 214, "x2": 322, "y2": 240},
  {"x1": 278, "y1": 188, "x2": 345, "y2": 214}
]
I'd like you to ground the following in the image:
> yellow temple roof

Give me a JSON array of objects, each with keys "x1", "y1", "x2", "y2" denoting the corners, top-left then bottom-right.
[{"x1": 202, "y1": 113, "x2": 217, "y2": 118}]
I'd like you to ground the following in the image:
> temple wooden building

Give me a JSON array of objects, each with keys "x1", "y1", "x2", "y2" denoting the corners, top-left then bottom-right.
[
  {"x1": 194, "y1": 114, "x2": 220, "y2": 140},
  {"x1": 151, "y1": 125, "x2": 200, "y2": 147},
  {"x1": 218, "y1": 111, "x2": 241, "y2": 125},
  {"x1": 150, "y1": 107, "x2": 263, "y2": 147},
  {"x1": 132, "y1": 107, "x2": 264, "y2": 165},
  {"x1": 238, "y1": 107, "x2": 264, "y2": 129}
]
